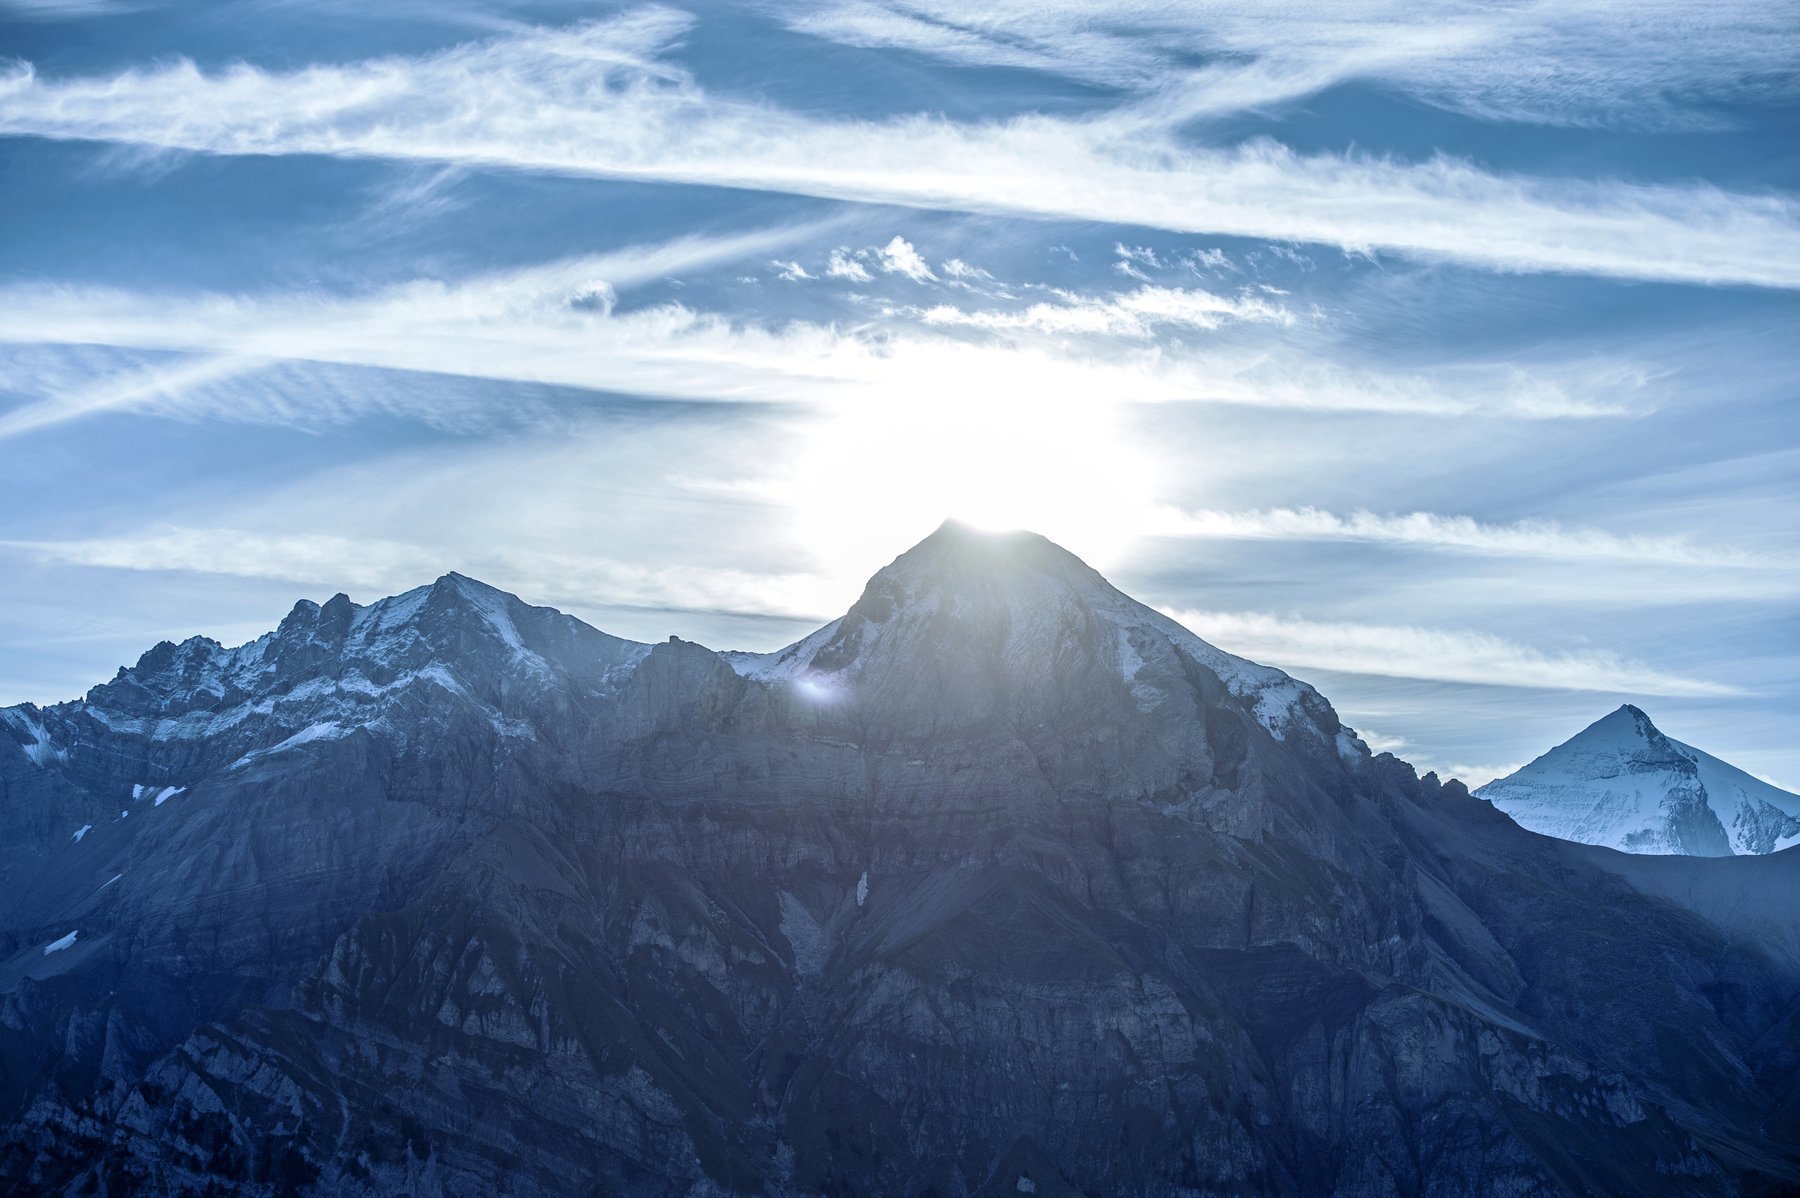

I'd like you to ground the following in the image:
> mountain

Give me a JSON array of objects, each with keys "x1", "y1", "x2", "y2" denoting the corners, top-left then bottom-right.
[
  {"x1": 4, "y1": 523, "x2": 1800, "y2": 1196},
  {"x1": 1477, "y1": 704, "x2": 1800, "y2": 856}
]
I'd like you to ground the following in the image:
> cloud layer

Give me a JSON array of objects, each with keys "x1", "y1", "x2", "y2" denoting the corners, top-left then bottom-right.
[
  {"x1": 1159, "y1": 506, "x2": 1799, "y2": 570},
  {"x1": 3, "y1": 12, "x2": 1798, "y2": 286},
  {"x1": 781, "y1": 0, "x2": 1800, "y2": 129},
  {"x1": 0, "y1": 240, "x2": 1655, "y2": 434},
  {"x1": 1163, "y1": 608, "x2": 1742, "y2": 697}
]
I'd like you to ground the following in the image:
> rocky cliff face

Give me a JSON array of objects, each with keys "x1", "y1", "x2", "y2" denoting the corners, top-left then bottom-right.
[
  {"x1": 1478, "y1": 704, "x2": 1800, "y2": 855},
  {"x1": 3, "y1": 524, "x2": 1798, "y2": 1196}
]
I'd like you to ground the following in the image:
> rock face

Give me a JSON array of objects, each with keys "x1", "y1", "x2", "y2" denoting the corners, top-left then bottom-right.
[
  {"x1": 3, "y1": 523, "x2": 1799, "y2": 1196},
  {"x1": 1478, "y1": 704, "x2": 1800, "y2": 856}
]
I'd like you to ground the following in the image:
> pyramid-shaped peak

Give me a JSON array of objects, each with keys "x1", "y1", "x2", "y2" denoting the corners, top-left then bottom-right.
[
  {"x1": 738, "y1": 521, "x2": 1344, "y2": 753},
  {"x1": 1480, "y1": 704, "x2": 1800, "y2": 854},
  {"x1": 1575, "y1": 703, "x2": 1667, "y2": 751}
]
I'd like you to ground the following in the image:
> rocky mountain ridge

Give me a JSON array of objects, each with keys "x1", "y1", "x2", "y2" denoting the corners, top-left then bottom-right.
[{"x1": 2, "y1": 523, "x2": 1798, "y2": 1196}]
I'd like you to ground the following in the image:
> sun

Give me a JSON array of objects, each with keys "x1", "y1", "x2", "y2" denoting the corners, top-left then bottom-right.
[{"x1": 779, "y1": 375, "x2": 1162, "y2": 579}]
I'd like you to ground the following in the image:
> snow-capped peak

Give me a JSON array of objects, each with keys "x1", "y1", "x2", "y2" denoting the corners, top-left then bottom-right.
[{"x1": 1477, "y1": 705, "x2": 1800, "y2": 855}]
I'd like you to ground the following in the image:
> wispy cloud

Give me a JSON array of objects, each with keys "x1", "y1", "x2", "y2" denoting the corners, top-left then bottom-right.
[
  {"x1": 939, "y1": 257, "x2": 992, "y2": 281},
  {"x1": 1444, "y1": 762, "x2": 1528, "y2": 789},
  {"x1": 2, "y1": 527, "x2": 840, "y2": 623},
  {"x1": 3, "y1": 15, "x2": 1798, "y2": 286},
  {"x1": 914, "y1": 284, "x2": 1291, "y2": 337},
  {"x1": 1339, "y1": 725, "x2": 1523, "y2": 788},
  {"x1": 0, "y1": 0, "x2": 136, "y2": 18},
  {"x1": 0, "y1": 353, "x2": 267, "y2": 438},
  {"x1": 1163, "y1": 607, "x2": 1745, "y2": 697},
  {"x1": 1157, "y1": 506, "x2": 1800, "y2": 569},
  {"x1": 779, "y1": 0, "x2": 1800, "y2": 130},
  {"x1": 0, "y1": 257, "x2": 1652, "y2": 432},
  {"x1": 825, "y1": 248, "x2": 873, "y2": 282}
]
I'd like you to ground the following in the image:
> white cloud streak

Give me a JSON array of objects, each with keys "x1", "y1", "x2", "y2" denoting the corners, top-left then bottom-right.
[
  {"x1": 2, "y1": 15, "x2": 1797, "y2": 286},
  {"x1": 939, "y1": 258, "x2": 992, "y2": 281},
  {"x1": 914, "y1": 284, "x2": 1292, "y2": 337},
  {"x1": 1, "y1": 527, "x2": 840, "y2": 623},
  {"x1": 1158, "y1": 506, "x2": 1800, "y2": 569},
  {"x1": 0, "y1": 354, "x2": 267, "y2": 438},
  {"x1": 1162, "y1": 607, "x2": 1744, "y2": 697},
  {"x1": 0, "y1": 0, "x2": 132, "y2": 17},
  {"x1": 0, "y1": 258, "x2": 1653, "y2": 430},
  {"x1": 780, "y1": 0, "x2": 1800, "y2": 130}
]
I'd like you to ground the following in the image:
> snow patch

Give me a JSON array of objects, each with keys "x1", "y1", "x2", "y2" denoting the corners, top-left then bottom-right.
[
  {"x1": 2, "y1": 708, "x2": 63, "y2": 768},
  {"x1": 71, "y1": 824, "x2": 91, "y2": 843},
  {"x1": 778, "y1": 892, "x2": 828, "y2": 976},
  {"x1": 42, "y1": 931, "x2": 78, "y2": 955},
  {"x1": 856, "y1": 871, "x2": 869, "y2": 907},
  {"x1": 1336, "y1": 728, "x2": 1371, "y2": 765},
  {"x1": 229, "y1": 721, "x2": 346, "y2": 769}
]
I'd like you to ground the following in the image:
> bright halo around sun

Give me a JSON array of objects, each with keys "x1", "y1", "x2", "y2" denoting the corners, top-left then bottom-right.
[{"x1": 780, "y1": 369, "x2": 1161, "y2": 576}]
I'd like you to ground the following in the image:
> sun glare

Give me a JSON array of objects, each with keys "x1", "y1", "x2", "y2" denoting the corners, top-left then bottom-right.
[{"x1": 781, "y1": 372, "x2": 1161, "y2": 578}]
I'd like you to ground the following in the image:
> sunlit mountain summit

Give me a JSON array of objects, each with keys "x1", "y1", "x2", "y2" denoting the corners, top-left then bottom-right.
[
  {"x1": 1480, "y1": 704, "x2": 1800, "y2": 855},
  {"x1": 3, "y1": 525, "x2": 1797, "y2": 1195}
]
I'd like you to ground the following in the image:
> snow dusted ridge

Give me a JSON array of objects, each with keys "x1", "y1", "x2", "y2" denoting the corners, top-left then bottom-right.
[
  {"x1": 1, "y1": 572, "x2": 651, "y2": 805},
  {"x1": 7, "y1": 527, "x2": 1374, "y2": 837},
  {"x1": 729, "y1": 520, "x2": 1359, "y2": 757},
  {"x1": 1477, "y1": 705, "x2": 1800, "y2": 856}
]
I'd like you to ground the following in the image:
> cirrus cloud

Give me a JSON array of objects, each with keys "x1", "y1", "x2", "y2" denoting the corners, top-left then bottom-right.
[
  {"x1": 1163, "y1": 607, "x2": 1745, "y2": 697},
  {"x1": 2, "y1": 13, "x2": 1797, "y2": 287}
]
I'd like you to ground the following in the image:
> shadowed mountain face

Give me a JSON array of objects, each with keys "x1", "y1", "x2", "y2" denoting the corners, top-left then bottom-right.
[{"x1": 3, "y1": 524, "x2": 1799, "y2": 1196}]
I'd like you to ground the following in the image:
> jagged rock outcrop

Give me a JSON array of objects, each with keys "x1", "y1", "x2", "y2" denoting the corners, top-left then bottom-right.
[{"x1": 3, "y1": 523, "x2": 1798, "y2": 1196}]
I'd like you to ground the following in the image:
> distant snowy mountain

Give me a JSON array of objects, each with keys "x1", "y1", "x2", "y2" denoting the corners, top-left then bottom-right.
[{"x1": 1477, "y1": 704, "x2": 1800, "y2": 855}]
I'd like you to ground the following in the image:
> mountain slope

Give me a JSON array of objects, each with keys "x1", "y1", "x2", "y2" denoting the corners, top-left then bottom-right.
[
  {"x1": 0, "y1": 573, "x2": 646, "y2": 1124},
  {"x1": 1477, "y1": 704, "x2": 1800, "y2": 855},
  {"x1": 4, "y1": 525, "x2": 1799, "y2": 1196}
]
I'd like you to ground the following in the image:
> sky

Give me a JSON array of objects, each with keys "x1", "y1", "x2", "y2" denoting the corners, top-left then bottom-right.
[{"x1": 1, "y1": 0, "x2": 1797, "y2": 789}]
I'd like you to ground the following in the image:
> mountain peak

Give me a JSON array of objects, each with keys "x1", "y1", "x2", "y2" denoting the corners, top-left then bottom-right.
[
  {"x1": 894, "y1": 520, "x2": 1093, "y2": 580},
  {"x1": 1479, "y1": 706, "x2": 1800, "y2": 855},
  {"x1": 430, "y1": 570, "x2": 496, "y2": 595},
  {"x1": 736, "y1": 523, "x2": 1349, "y2": 757},
  {"x1": 1596, "y1": 701, "x2": 1657, "y2": 735}
]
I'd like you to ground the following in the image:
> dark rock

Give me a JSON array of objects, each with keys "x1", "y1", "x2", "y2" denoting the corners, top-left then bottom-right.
[{"x1": 2, "y1": 526, "x2": 1797, "y2": 1196}]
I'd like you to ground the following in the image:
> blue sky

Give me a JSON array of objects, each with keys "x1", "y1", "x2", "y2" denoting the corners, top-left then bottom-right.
[{"x1": 2, "y1": 0, "x2": 1797, "y2": 788}]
